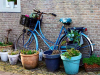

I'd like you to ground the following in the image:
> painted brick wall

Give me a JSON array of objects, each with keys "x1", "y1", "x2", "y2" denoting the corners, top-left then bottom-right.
[{"x1": 0, "y1": 0, "x2": 100, "y2": 55}]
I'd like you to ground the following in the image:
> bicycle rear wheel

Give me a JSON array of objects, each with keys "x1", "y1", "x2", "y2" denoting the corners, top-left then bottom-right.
[
  {"x1": 16, "y1": 32, "x2": 37, "y2": 50},
  {"x1": 58, "y1": 34, "x2": 92, "y2": 65},
  {"x1": 78, "y1": 35, "x2": 92, "y2": 66}
]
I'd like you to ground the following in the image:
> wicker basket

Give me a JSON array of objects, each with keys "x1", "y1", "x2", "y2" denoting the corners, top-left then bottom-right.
[{"x1": 84, "y1": 63, "x2": 100, "y2": 72}]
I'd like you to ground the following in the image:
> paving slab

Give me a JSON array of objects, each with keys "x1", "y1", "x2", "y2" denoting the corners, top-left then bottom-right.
[{"x1": 0, "y1": 60, "x2": 100, "y2": 75}]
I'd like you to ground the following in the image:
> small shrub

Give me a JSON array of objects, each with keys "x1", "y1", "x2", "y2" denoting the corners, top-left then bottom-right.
[
  {"x1": 62, "y1": 48, "x2": 80, "y2": 59},
  {"x1": 8, "y1": 51, "x2": 19, "y2": 55},
  {"x1": 21, "y1": 50, "x2": 37, "y2": 55},
  {"x1": 83, "y1": 55, "x2": 100, "y2": 65}
]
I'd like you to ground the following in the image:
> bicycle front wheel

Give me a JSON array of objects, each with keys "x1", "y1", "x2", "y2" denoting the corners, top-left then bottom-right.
[{"x1": 16, "y1": 32, "x2": 37, "y2": 50}]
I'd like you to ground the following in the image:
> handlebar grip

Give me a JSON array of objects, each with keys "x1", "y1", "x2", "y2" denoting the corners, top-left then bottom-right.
[
  {"x1": 51, "y1": 13, "x2": 57, "y2": 17},
  {"x1": 33, "y1": 9, "x2": 40, "y2": 13}
]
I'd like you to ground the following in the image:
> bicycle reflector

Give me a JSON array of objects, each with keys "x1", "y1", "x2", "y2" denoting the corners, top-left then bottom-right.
[
  {"x1": 85, "y1": 28, "x2": 87, "y2": 31},
  {"x1": 83, "y1": 28, "x2": 87, "y2": 31}
]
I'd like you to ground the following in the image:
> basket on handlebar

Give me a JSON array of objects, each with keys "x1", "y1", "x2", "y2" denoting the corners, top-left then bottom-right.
[{"x1": 20, "y1": 14, "x2": 42, "y2": 29}]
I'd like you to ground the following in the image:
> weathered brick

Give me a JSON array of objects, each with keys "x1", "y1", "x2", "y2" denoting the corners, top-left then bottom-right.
[{"x1": 0, "y1": 0, "x2": 100, "y2": 54}]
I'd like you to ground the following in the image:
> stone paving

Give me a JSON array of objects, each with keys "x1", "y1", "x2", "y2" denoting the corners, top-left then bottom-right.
[{"x1": 0, "y1": 60, "x2": 100, "y2": 75}]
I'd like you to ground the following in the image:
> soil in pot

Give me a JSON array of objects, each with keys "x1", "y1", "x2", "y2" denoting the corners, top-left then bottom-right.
[{"x1": 43, "y1": 50, "x2": 61, "y2": 72}]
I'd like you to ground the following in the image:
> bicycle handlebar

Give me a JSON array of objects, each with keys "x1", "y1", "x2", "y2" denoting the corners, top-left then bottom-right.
[{"x1": 33, "y1": 9, "x2": 57, "y2": 17}]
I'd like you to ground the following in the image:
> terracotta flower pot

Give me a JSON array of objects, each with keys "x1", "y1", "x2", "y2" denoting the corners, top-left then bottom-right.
[
  {"x1": 0, "y1": 45, "x2": 13, "y2": 50},
  {"x1": 84, "y1": 63, "x2": 100, "y2": 72},
  {"x1": 20, "y1": 51, "x2": 39, "y2": 69}
]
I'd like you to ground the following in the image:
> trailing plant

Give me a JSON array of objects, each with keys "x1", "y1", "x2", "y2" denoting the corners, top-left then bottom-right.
[
  {"x1": 8, "y1": 51, "x2": 19, "y2": 55},
  {"x1": 62, "y1": 48, "x2": 80, "y2": 59},
  {"x1": 83, "y1": 55, "x2": 100, "y2": 65},
  {"x1": 21, "y1": 50, "x2": 37, "y2": 55}
]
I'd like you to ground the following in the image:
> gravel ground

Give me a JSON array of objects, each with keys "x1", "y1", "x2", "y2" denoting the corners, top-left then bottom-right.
[{"x1": 0, "y1": 60, "x2": 100, "y2": 75}]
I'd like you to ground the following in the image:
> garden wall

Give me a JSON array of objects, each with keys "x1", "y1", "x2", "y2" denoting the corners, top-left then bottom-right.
[{"x1": 0, "y1": 0, "x2": 100, "y2": 55}]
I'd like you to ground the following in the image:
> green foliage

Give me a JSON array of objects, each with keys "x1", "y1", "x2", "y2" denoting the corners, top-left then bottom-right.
[
  {"x1": 7, "y1": 0, "x2": 16, "y2": 2},
  {"x1": 61, "y1": 30, "x2": 81, "y2": 47},
  {"x1": 61, "y1": 41, "x2": 66, "y2": 45},
  {"x1": 21, "y1": 50, "x2": 37, "y2": 55},
  {"x1": 67, "y1": 30, "x2": 81, "y2": 46},
  {"x1": 8, "y1": 51, "x2": 19, "y2": 55},
  {"x1": 83, "y1": 55, "x2": 100, "y2": 65},
  {"x1": 62, "y1": 48, "x2": 80, "y2": 59},
  {"x1": 0, "y1": 42, "x2": 13, "y2": 46},
  {"x1": 1, "y1": 49, "x2": 8, "y2": 52},
  {"x1": 29, "y1": 13, "x2": 39, "y2": 19}
]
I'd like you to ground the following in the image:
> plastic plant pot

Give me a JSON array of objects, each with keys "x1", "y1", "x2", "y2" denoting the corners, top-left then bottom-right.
[
  {"x1": 61, "y1": 53, "x2": 82, "y2": 74},
  {"x1": 43, "y1": 50, "x2": 60, "y2": 72},
  {"x1": 8, "y1": 54, "x2": 19, "y2": 65},
  {"x1": 1, "y1": 52, "x2": 8, "y2": 62}
]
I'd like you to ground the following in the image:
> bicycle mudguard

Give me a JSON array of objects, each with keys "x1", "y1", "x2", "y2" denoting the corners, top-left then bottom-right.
[
  {"x1": 81, "y1": 33, "x2": 94, "y2": 52},
  {"x1": 68, "y1": 27, "x2": 85, "y2": 32}
]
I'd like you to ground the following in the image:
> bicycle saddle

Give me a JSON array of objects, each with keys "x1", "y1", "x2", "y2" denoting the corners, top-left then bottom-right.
[{"x1": 59, "y1": 18, "x2": 72, "y2": 25}]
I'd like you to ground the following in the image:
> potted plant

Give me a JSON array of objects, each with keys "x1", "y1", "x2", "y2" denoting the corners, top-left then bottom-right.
[
  {"x1": 83, "y1": 55, "x2": 100, "y2": 72},
  {"x1": 43, "y1": 50, "x2": 61, "y2": 72},
  {"x1": 8, "y1": 50, "x2": 19, "y2": 65},
  {"x1": 20, "y1": 49, "x2": 39, "y2": 69},
  {"x1": 0, "y1": 29, "x2": 13, "y2": 50},
  {"x1": 7, "y1": 0, "x2": 16, "y2": 9},
  {"x1": 0, "y1": 49, "x2": 9, "y2": 62},
  {"x1": 61, "y1": 30, "x2": 81, "y2": 49},
  {"x1": 60, "y1": 48, "x2": 82, "y2": 74}
]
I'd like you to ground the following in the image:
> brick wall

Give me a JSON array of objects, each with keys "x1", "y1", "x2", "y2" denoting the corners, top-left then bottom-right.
[{"x1": 0, "y1": 0, "x2": 100, "y2": 55}]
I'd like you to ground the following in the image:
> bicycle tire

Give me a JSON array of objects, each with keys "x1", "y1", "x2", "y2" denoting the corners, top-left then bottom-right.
[
  {"x1": 16, "y1": 32, "x2": 37, "y2": 50},
  {"x1": 58, "y1": 33, "x2": 93, "y2": 65}
]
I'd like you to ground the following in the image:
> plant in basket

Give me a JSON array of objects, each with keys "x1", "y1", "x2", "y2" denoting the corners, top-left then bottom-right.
[
  {"x1": 83, "y1": 55, "x2": 100, "y2": 72},
  {"x1": 61, "y1": 30, "x2": 81, "y2": 49},
  {"x1": 60, "y1": 48, "x2": 82, "y2": 74},
  {"x1": 43, "y1": 50, "x2": 61, "y2": 72},
  {"x1": 20, "y1": 49, "x2": 39, "y2": 69}
]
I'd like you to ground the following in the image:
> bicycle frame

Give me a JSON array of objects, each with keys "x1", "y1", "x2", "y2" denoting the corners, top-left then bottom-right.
[{"x1": 25, "y1": 20, "x2": 67, "y2": 50}]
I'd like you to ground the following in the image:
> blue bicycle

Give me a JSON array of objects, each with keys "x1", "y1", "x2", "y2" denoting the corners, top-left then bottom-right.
[{"x1": 16, "y1": 9, "x2": 93, "y2": 62}]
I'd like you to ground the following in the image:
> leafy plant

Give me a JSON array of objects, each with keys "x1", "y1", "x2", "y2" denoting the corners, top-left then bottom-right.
[
  {"x1": 8, "y1": 51, "x2": 19, "y2": 55},
  {"x1": 21, "y1": 50, "x2": 37, "y2": 55},
  {"x1": 0, "y1": 42, "x2": 13, "y2": 46},
  {"x1": 61, "y1": 30, "x2": 81, "y2": 46},
  {"x1": 83, "y1": 55, "x2": 100, "y2": 65},
  {"x1": 62, "y1": 48, "x2": 80, "y2": 59},
  {"x1": 7, "y1": 0, "x2": 16, "y2": 2},
  {"x1": 0, "y1": 49, "x2": 8, "y2": 52}
]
